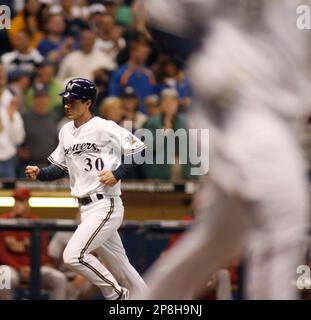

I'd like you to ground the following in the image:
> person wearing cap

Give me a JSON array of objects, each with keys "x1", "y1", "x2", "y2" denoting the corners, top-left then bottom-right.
[
  {"x1": 8, "y1": 70, "x2": 31, "y2": 114},
  {"x1": 18, "y1": 83, "x2": 58, "y2": 175},
  {"x1": 0, "y1": 188, "x2": 67, "y2": 300},
  {"x1": 0, "y1": 64, "x2": 25, "y2": 179},
  {"x1": 144, "y1": 94, "x2": 160, "y2": 117},
  {"x1": 25, "y1": 63, "x2": 63, "y2": 115},
  {"x1": 121, "y1": 86, "x2": 147, "y2": 131},
  {"x1": 89, "y1": 3, "x2": 106, "y2": 15},
  {"x1": 49, "y1": 0, "x2": 88, "y2": 38},
  {"x1": 89, "y1": 3, "x2": 107, "y2": 36},
  {"x1": 25, "y1": 78, "x2": 147, "y2": 300}
]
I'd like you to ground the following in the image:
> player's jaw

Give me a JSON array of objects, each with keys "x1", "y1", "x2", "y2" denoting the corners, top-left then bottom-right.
[
  {"x1": 64, "y1": 105, "x2": 77, "y2": 119},
  {"x1": 64, "y1": 99, "x2": 93, "y2": 127},
  {"x1": 64, "y1": 100, "x2": 87, "y2": 120},
  {"x1": 65, "y1": 107, "x2": 78, "y2": 119}
]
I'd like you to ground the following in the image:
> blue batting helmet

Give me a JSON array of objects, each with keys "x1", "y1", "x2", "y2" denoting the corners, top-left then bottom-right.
[{"x1": 59, "y1": 78, "x2": 97, "y2": 101}]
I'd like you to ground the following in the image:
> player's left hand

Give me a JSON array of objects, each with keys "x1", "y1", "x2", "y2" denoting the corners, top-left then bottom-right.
[{"x1": 98, "y1": 170, "x2": 118, "y2": 186}]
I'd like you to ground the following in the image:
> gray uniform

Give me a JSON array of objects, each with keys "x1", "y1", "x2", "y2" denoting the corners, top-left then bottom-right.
[{"x1": 135, "y1": 0, "x2": 311, "y2": 299}]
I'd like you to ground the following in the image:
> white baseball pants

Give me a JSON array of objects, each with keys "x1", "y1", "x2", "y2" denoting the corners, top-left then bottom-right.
[{"x1": 63, "y1": 196, "x2": 147, "y2": 300}]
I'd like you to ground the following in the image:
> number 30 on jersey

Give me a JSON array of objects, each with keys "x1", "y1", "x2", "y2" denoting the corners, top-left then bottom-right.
[{"x1": 84, "y1": 157, "x2": 104, "y2": 172}]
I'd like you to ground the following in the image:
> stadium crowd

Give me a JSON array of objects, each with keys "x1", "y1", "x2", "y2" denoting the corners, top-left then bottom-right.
[{"x1": 0, "y1": 0, "x2": 193, "y2": 180}]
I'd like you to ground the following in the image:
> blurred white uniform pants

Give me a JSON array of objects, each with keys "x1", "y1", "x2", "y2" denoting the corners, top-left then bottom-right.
[{"x1": 139, "y1": 107, "x2": 308, "y2": 300}]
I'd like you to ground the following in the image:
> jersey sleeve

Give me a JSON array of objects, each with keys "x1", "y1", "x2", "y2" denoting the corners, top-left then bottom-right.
[
  {"x1": 113, "y1": 123, "x2": 146, "y2": 157},
  {"x1": 47, "y1": 129, "x2": 68, "y2": 172}
]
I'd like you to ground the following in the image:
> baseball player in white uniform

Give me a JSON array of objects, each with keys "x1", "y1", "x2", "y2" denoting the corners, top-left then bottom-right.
[
  {"x1": 133, "y1": 0, "x2": 311, "y2": 299},
  {"x1": 25, "y1": 78, "x2": 147, "y2": 300}
]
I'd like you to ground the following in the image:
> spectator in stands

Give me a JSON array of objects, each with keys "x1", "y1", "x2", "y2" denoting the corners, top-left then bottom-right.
[
  {"x1": 25, "y1": 62, "x2": 63, "y2": 118},
  {"x1": 1, "y1": 30, "x2": 43, "y2": 79},
  {"x1": 109, "y1": 39, "x2": 156, "y2": 114},
  {"x1": 101, "y1": 0, "x2": 118, "y2": 17},
  {"x1": 154, "y1": 57, "x2": 192, "y2": 112},
  {"x1": 19, "y1": 83, "x2": 58, "y2": 175},
  {"x1": 37, "y1": 13, "x2": 75, "y2": 64},
  {"x1": 58, "y1": 29, "x2": 116, "y2": 85},
  {"x1": 144, "y1": 94, "x2": 160, "y2": 117},
  {"x1": 8, "y1": 70, "x2": 31, "y2": 114},
  {"x1": 98, "y1": 96, "x2": 124, "y2": 125},
  {"x1": 50, "y1": 0, "x2": 88, "y2": 37},
  {"x1": 0, "y1": 65, "x2": 25, "y2": 179},
  {"x1": 8, "y1": 0, "x2": 45, "y2": 48},
  {"x1": 88, "y1": 3, "x2": 107, "y2": 36},
  {"x1": 118, "y1": 4, "x2": 157, "y2": 66},
  {"x1": 142, "y1": 88, "x2": 191, "y2": 180},
  {"x1": 0, "y1": 188, "x2": 67, "y2": 300},
  {"x1": 121, "y1": 86, "x2": 147, "y2": 131},
  {"x1": 92, "y1": 67, "x2": 112, "y2": 115},
  {"x1": 94, "y1": 13, "x2": 126, "y2": 61}
]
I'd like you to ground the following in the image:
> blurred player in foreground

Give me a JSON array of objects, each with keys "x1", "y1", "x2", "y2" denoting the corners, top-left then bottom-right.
[{"x1": 133, "y1": 0, "x2": 311, "y2": 299}]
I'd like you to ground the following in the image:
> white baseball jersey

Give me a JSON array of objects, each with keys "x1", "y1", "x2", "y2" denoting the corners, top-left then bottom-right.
[{"x1": 48, "y1": 117, "x2": 146, "y2": 197}]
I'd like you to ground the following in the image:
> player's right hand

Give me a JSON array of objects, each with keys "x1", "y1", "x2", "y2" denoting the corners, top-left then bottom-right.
[{"x1": 25, "y1": 166, "x2": 40, "y2": 181}]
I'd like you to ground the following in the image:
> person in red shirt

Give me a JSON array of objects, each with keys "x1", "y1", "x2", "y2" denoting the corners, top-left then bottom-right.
[{"x1": 0, "y1": 188, "x2": 67, "y2": 300}]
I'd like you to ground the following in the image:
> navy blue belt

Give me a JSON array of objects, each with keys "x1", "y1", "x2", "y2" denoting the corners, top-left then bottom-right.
[{"x1": 77, "y1": 194, "x2": 104, "y2": 206}]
